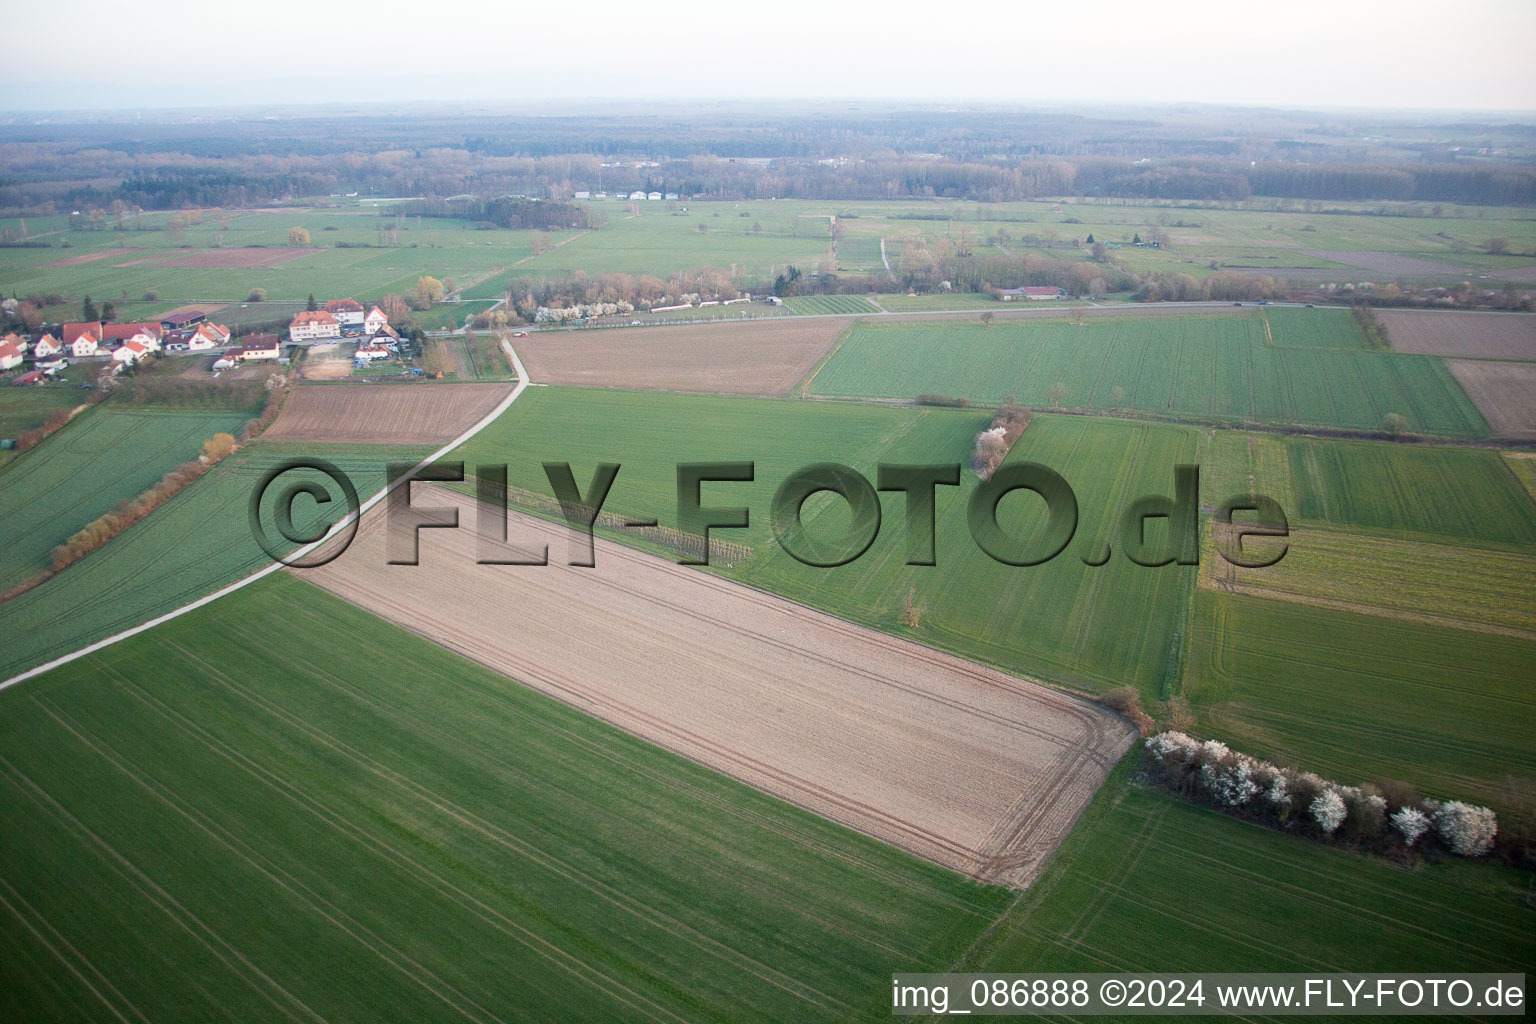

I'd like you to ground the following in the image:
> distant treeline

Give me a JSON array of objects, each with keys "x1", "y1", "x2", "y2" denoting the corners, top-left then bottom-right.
[
  {"x1": 6, "y1": 147, "x2": 1533, "y2": 216},
  {"x1": 393, "y1": 196, "x2": 588, "y2": 231}
]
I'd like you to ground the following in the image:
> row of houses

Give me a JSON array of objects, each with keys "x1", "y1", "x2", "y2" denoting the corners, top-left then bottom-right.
[
  {"x1": 290, "y1": 299, "x2": 390, "y2": 342},
  {"x1": 211, "y1": 335, "x2": 282, "y2": 368},
  {"x1": 997, "y1": 286, "x2": 1066, "y2": 301},
  {"x1": 0, "y1": 314, "x2": 254, "y2": 382},
  {"x1": 572, "y1": 191, "x2": 680, "y2": 202}
]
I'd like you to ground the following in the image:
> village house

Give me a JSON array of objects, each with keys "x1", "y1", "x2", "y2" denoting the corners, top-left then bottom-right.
[
  {"x1": 0, "y1": 335, "x2": 23, "y2": 370},
  {"x1": 354, "y1": 344, "x2": 391, "y2": 363},
  {"x1": 188, "y1": 323, "x2": 231, "y2": 350},
  {"x1": 70, "y1": 330, "x2": 101, "y2": 358},
  {"x1": 363, "y1": 305, "x2": 389, "y2": 335},
  {"x1": 238, "y1": 335, "x2": 281, "y2": 361},
  {"x1": 112, "y1": 339, "x2": 150, "y2": 365},
  {"x1": 323, "y1": 298, "x2": 366, "y2": 327},
  {"x1": 62, "y1": 322, "x2": 101, "y2": 347},
  {"x1": 212, "y1": 348, "x2": 242, "y2": 370},
  {"x1": 101, "y1": 322, "x2": 164, "y2": 352},
  {"x1": 32, "y1": 333, "x2": 62, "y2": 358},
  {"x1": 289, "y1": 310, "x2": 341, "y2": 342},
  {"x1": 370, "y1": 322, "x2": 400, "y2": 348}
]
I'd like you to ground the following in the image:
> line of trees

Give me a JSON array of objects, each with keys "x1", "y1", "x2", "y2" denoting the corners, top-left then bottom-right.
[
  {"x1": 1144, "y1": 731, "x2": 1508, "y2": 862},
  {"x1": 49, "y1": 433, "x2": 238, "y2": 574},
  {"x1": 8, "y1": 147, "x2": 1533, "y2": 218}
]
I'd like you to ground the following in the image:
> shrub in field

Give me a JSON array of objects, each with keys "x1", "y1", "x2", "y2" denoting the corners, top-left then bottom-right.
[
  {"x1": 970, "y1": 403, "x2": 1032, "y2": 479},
  {"x1": 1203, "y1": 758, "x2": 1260, "y2": 807},
  {"x1": 1433, "y1": 801, "x2": 1498, "y2": 857},
  {"x1": 1099, "y1": 686, "x2": 1154, "y2": 735},
  {"x1": 914, "y1": 394, "x2": 968, "y2": 408},
  {"x1": 1392, "y1": 806, "x2": 1431, "y2": 846},
  {"x1": 1310, "y1": 790, "x2": 1347, "y2": 834},
  {"x1": 1141, "y1": 731, "x2": 1498, "y2": 859}
]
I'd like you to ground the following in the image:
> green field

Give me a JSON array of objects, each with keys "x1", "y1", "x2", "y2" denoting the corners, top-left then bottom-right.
[
  {"x1": 1201, "y1": 429, "x2": 1536, "y2": 547},
  {"x1": 0, "y1": 441, "x2": 430, "y2": 680},
  {"x1": 455, "y1": 389, "x2": 1198, "y2": 698},
  {"x1": 4, "y1": 576, "x2": 1530, "y2": 1021},
  {"x1": 0, "y1": 408, "x2": 251, "y2": 593},
  {"x1": 1183, "y1": 591, "x2": 1536, "y2": 805},
  {"x1": 781, "y1": 294, "x2": 880, "y2": 315},
  {"x1": 874, "y1": 292, "x2": 1003, "y2": 311},
  {"x1": 412, "y1": 300, "x2": 496, "y2": 332},
  {"x1": 0, "y1": 574, "x2": 1008, "y2": 1022},
  {"x1": 11, "y1": 198, "x2": 1529, "y2": 330},
  {"x1": 0, "y1": 384, "x2": 81, "y2": 442},
  {"x1": 741, "y1": 414, "x2": 1200, "y2": 697},
  {"x1": 1202, "y1": 523, "x2": 1536, "y2": 635},
  {"x1": 969, "y1": 762, "x2": 1536, "y2": 974},
  {"x1": 808, "y1": 311, "x2": 1488, "y2": 436}
]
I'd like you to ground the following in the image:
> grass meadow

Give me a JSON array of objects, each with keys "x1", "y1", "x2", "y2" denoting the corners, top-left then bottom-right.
[
  {"x1": 809, "y1": 310, "x2": 1488, "y2": 437},
  {"x1": 0, "y1": 408, "x2": 251, "y2": 593},
  {"x1": 0, "y1": 441, "x2": 431, "y2": 680},
  {"x1": 3, "y1": 579, "x2": 1529, "y2": 1021}
]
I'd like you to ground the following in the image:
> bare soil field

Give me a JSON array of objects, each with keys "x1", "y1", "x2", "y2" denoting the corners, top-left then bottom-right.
[
  {"x1": 158, "y1": 301, "x2": 230, "y2": 319},
  {"x1": 1379, "y1": 310, "x2": 1536, "y2": 360},
  {"x1": 299, "y1": 342, "x2": 355, "y2": 380},
  {"x1": 42, "y1": 247, "x2": 141, "y2": 268},
  {"x1": 1299, "y1": 250, "x2": 1467, "y2": 278},
  {"x1": 157, "y1": 247, "x2": 319, "y2": 269},
  {"x1": 1446, "y1": 360, "x2": 1536, "y2": 438},
  {"x1": 304, "y1": 488, "x2": 1136, "y2": 887},
  {"x1": 515, "y1": 319, "x2": 849, "y2": 395},
  {"x1": 263, "y1": 381, "x2": 513, "y2": 443}
]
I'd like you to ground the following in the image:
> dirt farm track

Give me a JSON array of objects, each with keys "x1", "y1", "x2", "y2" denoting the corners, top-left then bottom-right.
[
  {"x1": 305, "y1": 487, "x2": 1136, "y2": 887},
  {"x1": 263, "y1": 382, "x2": 515, "y2": 444}
]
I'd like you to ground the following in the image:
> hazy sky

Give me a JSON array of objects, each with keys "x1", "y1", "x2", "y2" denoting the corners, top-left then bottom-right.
[{"x1": 4, "y1": 0, "x2": 1534, "y2": 112}]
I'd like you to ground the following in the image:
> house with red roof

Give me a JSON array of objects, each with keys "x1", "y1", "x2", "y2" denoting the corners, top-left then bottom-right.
[
  {"x1": 32, "y1": 334, "x2": 62, "y2": 358},
  {"x1": 323, "y1": 298, "x2": 365, "y2": 327},
  {"x1": 62, "y1": 322, "x2": 102, "y2": 346},
  {"x1": 101, "y1": 322, "x2": 164, "y2": 352},
  {"x1": 363, "y1": 305, "x2": 390, "y2": 335},
  {"x1": 238, "y1": 335, "x2": 281, "y2": 361},
  {"x1": 112, "y1": 339, "x2": 150, "y2": 364},
  {"x1": 70, "y1": 330, "x2": 101, "y2": 357},
  {"x1": 0, "y1": 335, "x2": 23, "y2": 370},
  {"x1": 187, "y1": 323, "x2": 231, "y2": 350},
  {"x1": 289, "y1": 310, "x2": 341, "y2": 342}
]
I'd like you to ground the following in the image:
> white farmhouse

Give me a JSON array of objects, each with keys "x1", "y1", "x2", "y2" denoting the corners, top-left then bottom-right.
[
  {"x1": 289, "y1": 310, "x2": 341, "y2": 342},
  {"x1": 363, "y1": 305, "x2": 389, "y2": 335}
]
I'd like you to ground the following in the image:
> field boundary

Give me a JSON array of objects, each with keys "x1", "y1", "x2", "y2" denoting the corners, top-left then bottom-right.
[{"x1": 0, "y1": 341, "x2": 531, "y2": 692}]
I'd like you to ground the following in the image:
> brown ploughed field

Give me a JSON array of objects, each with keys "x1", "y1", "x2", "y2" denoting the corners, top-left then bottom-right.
[
  {"x1": 1446, "y1": 359, "x2": 1536, "y2": 438},
  {"x1": 514, "y1": 318, "x2": 849, "y2": 395},
  {"x1": 1378, "y1": 309, "x2": 1536, "y2": 360},
  {"x1": 262, "y1": 382, "x2": 513, "y2": 443},
  {"x1": 303, "y1": 486, "x2": 1136, "y2": 887}
]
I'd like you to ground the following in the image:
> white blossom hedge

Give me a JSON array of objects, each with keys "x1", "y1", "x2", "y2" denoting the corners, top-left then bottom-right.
[{"x1": 1143, "y1": 731, "x2": 1497, "y2": 858}]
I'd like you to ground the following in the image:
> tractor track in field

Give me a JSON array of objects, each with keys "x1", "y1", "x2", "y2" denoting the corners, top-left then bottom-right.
[{"x1": 305, "y1": 486, "x2": 1136, "y2": 888}]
